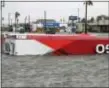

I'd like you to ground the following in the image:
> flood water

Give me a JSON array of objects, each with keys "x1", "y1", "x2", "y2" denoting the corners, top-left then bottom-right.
[{"x1": 2, "y1": 54, "x2": 109, "y2": 87}]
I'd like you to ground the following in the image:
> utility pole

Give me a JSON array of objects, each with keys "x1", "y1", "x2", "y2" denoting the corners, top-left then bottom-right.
[
  {"x1": 44, "y1": 10, "x2": 46, "y2": 33},
  {"x1": 10, "y1": 19, "x2": 12, "y2": 25},
  {"x1": 24, "y1": 16, "x2": 27, "y2": 31},
  {"x1": 15, "y1": 14, "x2": 16, "y2": 32},
  {"x1": 8, "y1": 13, "x2": 11, "y2": 26},
  {"x1": 28, "y1": 15, "x2": 31, "y2": 32},
  {"x1": 108, "y1": 1, "x2": 109, "y2": 36},
  {"x1": 77, "y1": 8, "x2": 80, "y2": 22},
  {"x1": 1, "y1": 0, "x2": 5, "y2": 7},
  {"x1": 85, "y1": 1, "x2": 88, "y2": 34},
  {"x1": 25, "y1": 16, "x2": 27, "y2": 24},
  {"x1": 1, "y1": 0, "x2": 5, "y2": 29},
  {"x1": 28, "y1": 15, "x2": 30, "y2": 24}
]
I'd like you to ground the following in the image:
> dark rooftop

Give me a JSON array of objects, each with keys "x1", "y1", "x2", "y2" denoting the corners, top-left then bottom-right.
[{"x1": 33, "y1": 19, "x2": 56, "y2": 24}]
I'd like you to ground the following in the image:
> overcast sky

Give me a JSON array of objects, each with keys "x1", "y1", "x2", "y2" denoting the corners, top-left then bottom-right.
[{"x1": 1, "y1": 0, "x2": 109, "y2": 24}]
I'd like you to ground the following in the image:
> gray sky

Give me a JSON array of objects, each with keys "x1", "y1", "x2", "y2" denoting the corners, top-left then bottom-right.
[{"x1": 1, "y1": 0, "x2": 109, "y2": 24}]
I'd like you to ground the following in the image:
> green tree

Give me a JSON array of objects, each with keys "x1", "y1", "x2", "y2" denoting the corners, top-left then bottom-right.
[
  {"x1": 90, "y1": 17, "x2": 94, "y2": 22},
  {"x1": 84, "y1": 0, "x2": 93, "y2": 34},
  {"x1": 81, "y1": 18, "x2": 86, "y2": 23},
  {"x1": 15, "y1": 12, "x2": 20, "y2": 28}
]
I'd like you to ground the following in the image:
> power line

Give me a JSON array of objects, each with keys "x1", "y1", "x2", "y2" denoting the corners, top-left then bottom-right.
[{"x1": 1, "y1": 1, "x2": 109, "y2": 2}]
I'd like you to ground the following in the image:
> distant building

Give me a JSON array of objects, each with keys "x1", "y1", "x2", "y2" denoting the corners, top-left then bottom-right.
[
  {"x1": 78, "y1": 15, "x2": 109, "y2": 33},
  {"x1": 31, "y1": 19, "x2": 60, "y2": 32},
  {"x1": 34, "y1": 19, "x2": 56, "y2": 24},
  {"x1": 1, "y1": 24, "x2": 9, "y2": 31},
  {"x1": 89, "y1": 15, "x2": 109, "y2": 32}
]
